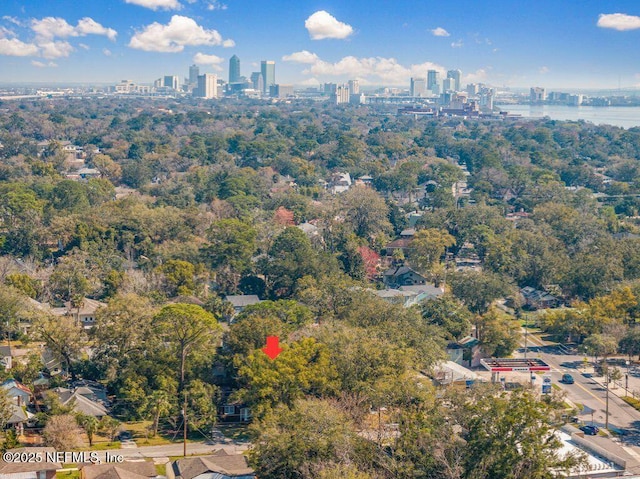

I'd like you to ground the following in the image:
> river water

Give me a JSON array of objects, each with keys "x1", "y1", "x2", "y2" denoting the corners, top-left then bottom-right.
[{"x1": 501, "y1": 104, "x2": 640, "y2": 129}]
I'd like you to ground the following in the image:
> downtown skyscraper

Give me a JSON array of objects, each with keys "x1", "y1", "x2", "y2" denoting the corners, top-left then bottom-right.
[
  {"x1": 229, "y1": 55, "x2": 241, "y2": 83},
  {"x1": 261, "y1": 60, "x2": 275, "y2": 94}
]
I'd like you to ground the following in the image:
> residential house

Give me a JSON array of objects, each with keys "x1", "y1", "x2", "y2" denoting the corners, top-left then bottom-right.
[
  {"x1": 520, "y1": 286, "x2": 561, "y2": 310},
  {"x1": 0, "y1": 345, "x2": 12, "y2": 370},
  {"x1": 218, "y1": 388, "x2": 251, "y2": 423},
  {"x1": 383, "y1": 266, "x2": 427, "y2": 288},
  {"x1": 0, "y1": 447, "x2": 61, "y2": 479},
  {"x1": 446, "y1": 336, "x2": 482, "y2": 368},
  {"x1": 384, "y1": 237, "x2": 412, "y2": 257},
  {"x1": 372, "y1": 283, "x2": 444, "y2": 308},
  {"x1": 53, "y1": 387, "x2": 108, "y2": 418},
  {"x1": 58, "y1": 298, "x2": 107, "y2": 329},
  {"x1": 224, "y1": 295, "x2": 261, "y2": 320},
  {"x1": 2, "y1": 379, "x2": 32, "y2": 406},
  {"x1": 328, "y1": 172, "x2": 352, "y2": 194},
  {"x1": 168, "y1": 450, "x2": 255, "y2": 479},
  {"x1": 80, "y1": 460, "x2": 157, "y2": 479},
  {"x1": 6, "y1": 404, "x2": 36, "y2": 434}
]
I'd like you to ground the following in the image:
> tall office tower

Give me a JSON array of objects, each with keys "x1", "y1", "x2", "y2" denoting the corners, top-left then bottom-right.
[
  {"x1": 324, "y1": 83, "x2": 337, "y2": 95},
  {"x1": 467, "y1": 83, "x2": 479, "y2": 96},
  {"x1": 530, "y1": 86, "x2": 546, "y2": 102},
  {"x1": 348, "y1": 79, "x2": 360, "y2": 95},
  {"x1": 447, "y1": 69, "x2": 462, "y2": 91},
  {"x1": 164, "y1": 75, "x2": 180, "y2": 90},
  {"x1": 480, "y1": 88, "x2": 494, "y2": 111},
  {"x1": 442, "y1": 77, "x2": 456, "y2": 92},
  {"x1": 229, "y1": 55, "x2": 241, "y2": 83},
  {"x1": 427, "y1": 70, "x2": 440, "y2": 94},
  {"x1": 189, "y1": 65, "x2": 199, "y2": 86},
  {"x1": 410, "y1": 77, "x2": 426, "y2": 97},
  {"x1": 333, "y1": 84, "x2": 350, "y2": 104},
  {"x1": 250, "y1": 72, "x2": 263, "y2": 92},
  {"x1": 194, "y1": 73, "x2": 218, "y2": 98},
  {"x1": 261, "y1": 60, "x2": 275, "y2": 93}
]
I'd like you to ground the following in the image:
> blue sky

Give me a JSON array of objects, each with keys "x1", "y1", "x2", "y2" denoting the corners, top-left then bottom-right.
[{"x1": 1, "y1": 0, "x2": 639, "y2": 89}]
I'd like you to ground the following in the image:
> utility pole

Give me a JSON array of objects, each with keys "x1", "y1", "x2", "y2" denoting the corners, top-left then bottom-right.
[
  {"x1": 605, "y1": 365, "x2": 610, "y2": 430},
  {"x1": 183, "y1": 391, "x2": 187, "y2": 457}
]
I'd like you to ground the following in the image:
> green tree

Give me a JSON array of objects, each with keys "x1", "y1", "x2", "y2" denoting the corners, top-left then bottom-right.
[
  {"x1": 619, "y1": 327, "x2": 640, "y2": 360},
  {"x1": 582, "y1": 334, "x2": 618, "y2": 363},
  {"x1": 204, "y1": 218, "x2": 257, "y2": 272},
  {"x1": 422, "y1": 294, "x2": 473, "y2": 340},
  {"x1": 409, "y1": 228, "x2": 455, "y2": 274},
  {"x1": 76, "y1": 414, "x2": 100, "y2": 446},
  {"x1": 339, "y1": 186, "x2": 392, "y2": 242},
  {"x1": 460, "y1": 389, "x2": 580, "y2": 479},
  {"x1": 249, "y1": 398, "x2": 373, "y2": 479},
  {"x1": 91, "y1": 293, "x2": 156, "y2": 382},
  {"x1": 235, "y1": 338, "x2": 339, "y2": 418},
  {"x1": 32, "y1": 313, "x2": 87, "y2": 380},
  {"x1": 450, "y1": 271, "x2": 512, "y2": 315},
  {"x1": 153, "y1": 303, "x2": 221, "y2": 390},
  {"x1": 477, "y1": 309, "x2": 520, "y2": 357}
]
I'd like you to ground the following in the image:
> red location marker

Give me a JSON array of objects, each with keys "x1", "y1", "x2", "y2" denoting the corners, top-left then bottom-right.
[{"x1": 262, "y1": 336, "x2": 283, "y2": 360}]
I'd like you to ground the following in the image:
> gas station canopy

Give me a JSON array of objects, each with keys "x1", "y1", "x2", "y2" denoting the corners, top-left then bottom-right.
[{"x1": 480, "y1": 358, "x2": 551, "y2": 372}]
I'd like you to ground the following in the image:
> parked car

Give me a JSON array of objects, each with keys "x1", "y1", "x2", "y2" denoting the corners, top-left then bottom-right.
[
  {"x1": 117, "y1": 431, "x2": 133, "y2": 441},
  {"x1": 580, "y1": 425, "x2": 599, "y2": 435},
  {"x1": 561, "y1": 373, "x2": 575, "y2": 384}
]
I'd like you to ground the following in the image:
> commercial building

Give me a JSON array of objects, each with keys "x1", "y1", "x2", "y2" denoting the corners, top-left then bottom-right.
[
  {"x1": 269, "y1": 84, "x2": 294, "y2": 99},
  {"x1": 229, "y1": 55, "x2": 241, "y2": 83},
  {"x1": 163, "y1": 75, "x2": 180, "y2": 91},
  {"x1": 194, "y1": 73, "x2": 217, "y2": 98},
  {"x1": 427, "y1": 69, "x2": 440, "y2": 94},
  {"x1": 333, "y1": 84, "x2": 350, "y2": 104},
  {"x1": 348, "y1": 79, "x2": 360, "y2": 95},
  {"x1": 530, "y1": 86, "x2": 547, "y2": 102},
  {"x1": 188, "y1": 64, "x2": 199, "y2": 86},
  {"x1": 260, "y1": 60, "x2": 275, "y2": 93},
  {"x1": 250, "y1": 72, "x2": 263, "y2": 92},
  {"x1": 410, "y1": 77, "x2": 426, "y2": 97},
  {"x1": 447, "y1": 69, "x2": 462, "y2": 91}
]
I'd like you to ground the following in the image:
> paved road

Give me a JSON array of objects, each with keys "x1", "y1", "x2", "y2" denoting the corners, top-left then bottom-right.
[
  {"x1": 83, "y1": 440, "x2": 250, "y2": 464},
  {"x1": 518, "y1": 330, "x2": 640, "y2": 448}
]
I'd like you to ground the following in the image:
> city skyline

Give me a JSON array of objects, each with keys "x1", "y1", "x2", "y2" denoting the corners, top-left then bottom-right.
[{"x1": 0, "y1": 0, "x2": 639, "y2": 89}]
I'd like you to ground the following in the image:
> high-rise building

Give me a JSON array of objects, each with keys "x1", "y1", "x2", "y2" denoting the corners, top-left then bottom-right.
[
  {"x1": 164, "y1": 75, "x2": 180, "y2": 90},
  {"x1": 194, "y1": 73, "x2": 217, "y2": 98},
  {"x1": 189, "y1": 65, "x2": 199, "y2": 86},
  {"x1": 250, "y1": 72, "x2": 263, "y2": 92},
  {"x1": 447, "y1": 69, "x2": 462, "y2": 91},
  {"x1": 410, "y1": 77, "x2": 426, "y2": 97},
  {"x1": 229, "y1": 55, "x2": 241, "y2": 84},
  {"x1": 261, "y1": 60, "x2": 275, "y2": 93},
  {"x1": 530, "y1": 87, "x2": 546, "y2": 102},
  {"x1": 427, "y1": 70, "x2": 440, "y2": 94},
  {"x1": 269, "y1": 84, "x2": 294, "y2": 99},
  {"x1": 333, "y1": 84, "x2": 350, "y2": 104},
  {"x1": 324, "y1": 83, "x2": 337, "y2": 95},
  {"x1": 348, "y1": 79, "x2": 360, "y2": 95},
  {"x1": 442, "y1": 77, "x2": 456, "y2": 92}
]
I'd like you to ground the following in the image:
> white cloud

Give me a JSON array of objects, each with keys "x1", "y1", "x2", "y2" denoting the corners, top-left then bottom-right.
[
  {"x1": 32, "y1": 17, "x2": 75, "y2": 39},
  {"x1": 298, "y1": 77, "x2": 321, "y2": 86},
  {"x1": 103, "y1": 48, "x2": 112, "y2": 56},
  {"x1": 31, "y1": 60, "x2": 57, "y2": 67},
  {"x1": 129, "y1": 15, "x2": 231, "y2": 52},
  {"x1": 0, "y1": 38, "x2": 38, "y2": 56},
  {"x1": 0, "y1": 27, "x2": 15, "y2": 38},
  {"x1": 597, "y1": 13, "x2": 640, "y2": 31},
  {"x1": 431, "y1": 27, "x2": 450, "y2": 37},
  {"x1": 463, "y1": 68, "x2": 490, "y2": 83},
  {"x1": 286, "y1": 51, "x2": 446, "y2": 85},
  {"x1": 282, "y1": 50, "x2": 320, "y2": 64},
  {"x1": 539, "y1": 66, "x2": 549, "y2": 74},
  {"x1": 193, "y1": 52, "x2": 224, "y2": 70},
  {"x1": 79, "y1": 43, "x2": 90, "y2": 50},
  {"x1": 2, "y1": 16, "x2": 24, "y2": 27},
  {"x1": 207, "y1": 1, "x2": 228, "y2": 10},
  {"x1": 38, "y1": 40, "x2": 74, "y2": 59},
  {"x1": 222, "y1": 39, "x2": 235, "y2": 47},
  {"x1": 451, "y1": 39, "x2": 463, "y2": 48},
  {"x1": 305, "y1": 10, "x2": 353, "y2": 40},
  {"x1": 76, "y1": 18, "x2": 117, "y2": 41},
  {"x1": 31, "y1": 17, "x2": 117, "y2": 41},
  {"x1": 124, "y1": 0, "x2": 182, "y2": 11}
]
